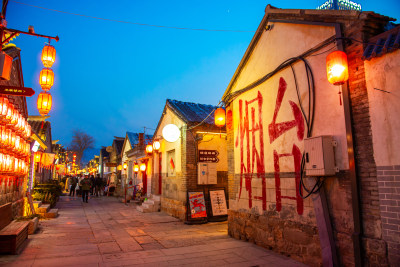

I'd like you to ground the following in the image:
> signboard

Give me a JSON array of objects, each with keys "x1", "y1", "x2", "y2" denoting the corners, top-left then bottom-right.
[
  {"x1": 188, "y1": 191, "x2": 207, "y2": 218},
  {"x1": 0, "y1": 85, "x2": 35, "y2": 96},
  {"x1": 198, "y1": 150, "x2": 219, "y2": 163},
  {"x1": 106, "y1": 162, "x2": 117, "y2": 167},
  {"x1": 197, "y1": 163, "x2": 217, "y2": 185},
  {"x1": 209, "y1": 189, "x2": 228, "y2": 216}
]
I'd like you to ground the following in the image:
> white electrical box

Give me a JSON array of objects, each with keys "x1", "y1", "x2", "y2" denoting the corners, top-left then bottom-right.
[
  {"x1": 304, "y1": 136, "x2": 337, "y2": 176},
  {"x1": 198, "y1": 163, "x2": 217, "y2": 184}
]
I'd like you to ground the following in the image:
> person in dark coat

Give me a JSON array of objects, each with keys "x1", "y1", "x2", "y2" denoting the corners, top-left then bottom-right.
[
  {"x1": 90, "y1": 175, "x2": 95, "y2": 195},
  {"x1": 80, "y1": 175, "x2": 92, "y2": 203},
  {"x1": 94, "y1": 174, "x2": 102, "y2": 197},
  {"x1": 69, "y1": 176, "x2": 77, "y2": 197}
]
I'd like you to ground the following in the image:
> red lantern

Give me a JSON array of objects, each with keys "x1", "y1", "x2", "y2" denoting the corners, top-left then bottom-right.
[
  {"x1": 140, "y1": 163, "x2": 146, "y2": 172},
  {"x1": 39, "y1": 68, "x2": 54, "y2": 91},
  {"x1": 0, "y1": 97, "x2": 8, "y2": 120},
  {"x1": 5, "y1": 103, "x2": 13, "y2": 124},
  {"x1": 146, "y1": 144, "x2": 153, "y2": 154},
  {"x1": 326, "y1": 50, "x2": 349, "y2": 85},
  {"x1": 37, "y1": 92, "x2": 52, "y2": 116},
  {"x1": 41, "y1": 44, "x2": 56, "y2": 68},
  {"x1": 133, "y1": 163, "x2": 139, "y2": 173},
  {"x1": 214, "y1": 107, "x2": 226, "y2": 127},
  {"x1": 153, "y1": 140, "x2": 160, "y2": 151}
]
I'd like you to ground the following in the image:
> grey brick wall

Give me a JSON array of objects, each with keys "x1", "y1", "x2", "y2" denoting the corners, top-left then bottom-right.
[{"x1": 377, "y1": 165, "x2": 400, "y2": 266}]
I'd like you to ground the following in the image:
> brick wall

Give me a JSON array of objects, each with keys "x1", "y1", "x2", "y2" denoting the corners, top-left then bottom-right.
[
  {"x1": 377, "y1": 165, "x2": 400, "y2": 266},
  {"x1": 344, "y1": 16, "x2": 391, "y2": 266}
]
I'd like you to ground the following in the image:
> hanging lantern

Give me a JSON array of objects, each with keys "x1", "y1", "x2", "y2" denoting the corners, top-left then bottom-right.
[
  {"x1": 214, "y1": 107, "x2": 226, "y2": 127},
  {"x1": 140, "y1": 163, "x2": 146, "y2": 172},
  {"x1": 34, "y1": 152, "x2": 42, "y2": 163},
  {"x1": 146, "y1": 144, "x2": 153, "y2": 154},
  {"x1": 39, "y1": 68, "x2": 54, "y2": 91},
  {"x1": 123, "y1": 163, "x2": 127, "y2": 170},
  {"x1": 133, "y1": 163, "x2": 139, "y2": 173},
  {"x1": 41, "y1": 44, "x2": 56, "y2": 68},
  {"x1": 5, "y1": 103, "x2": 13, "y2": 124},
  {"x1": 153, "y1": 141, "x2": 160, "y2": 151},
  {"x1": 0, "y1": 96, "x2": 8, "y2": 120},
  {"x1": 326, "y1": 50, "x2": 349, "y2": 85},
  {"x1": 37, "y1": 91, "x2": 52, "y2": 116}
]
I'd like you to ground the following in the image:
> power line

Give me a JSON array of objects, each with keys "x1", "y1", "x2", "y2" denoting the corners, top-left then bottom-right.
[{"x1": 11, "y1": 0, "x2": 255, "y2": 33}]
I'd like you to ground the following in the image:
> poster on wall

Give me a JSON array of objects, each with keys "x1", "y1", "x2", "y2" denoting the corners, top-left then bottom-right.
[
  {"x1": 209, "y1": 189, "x2": 227, "y2": 217},
  {"x1": 188, "y1": 191, "x2": 207, "y2": 219}
]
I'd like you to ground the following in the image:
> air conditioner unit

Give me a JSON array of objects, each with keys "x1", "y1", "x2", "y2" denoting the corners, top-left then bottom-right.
[{"x1": 304, "y1": 136, "x2": 338, "y2": 176}]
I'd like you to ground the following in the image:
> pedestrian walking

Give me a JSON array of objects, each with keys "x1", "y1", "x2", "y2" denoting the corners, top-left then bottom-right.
[
  {"x1": 94, "y1": 174, "x2": 102, "y2": 197},
  {"x1": 69, "y1": 176, "x2": 77, "y2": 197},
  {"x1": 90, "y1": 175, "x2": 95, "y2": 195},
  {"x1": 79, "y1": 175, "x2": 92, "y2": 203}
]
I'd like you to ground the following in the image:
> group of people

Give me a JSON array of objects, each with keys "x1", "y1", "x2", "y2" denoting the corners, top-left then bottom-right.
[{"x1": 68, "y1": 174, "x2": 104, "y2": 203}]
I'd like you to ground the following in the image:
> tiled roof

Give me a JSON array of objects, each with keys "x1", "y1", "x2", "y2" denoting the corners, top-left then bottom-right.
[
  {"x1": 126, "y1": 132, "x2": 153, "y2": 146},
  {"x1": 166, "y1": 99, "x2": 217, "y2": 125},
  {"x1": 363, "y1": 25, "x2": 400, "y2": 60},
  {"x1": 113, "y1": 139, "x2": 125, "y2": 155},
  {"x1": 28, "y1": 120, "x2": 51, "y2": 137}
]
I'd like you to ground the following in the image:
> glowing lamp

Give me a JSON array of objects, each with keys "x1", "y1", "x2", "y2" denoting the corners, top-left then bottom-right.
[
  {"x1": 162, "y1": 124, "x2": 180, "y2": 142},
  {"x1": 140, "y1": 163, "x2": 146, "y2": 172},
  {"x1": 41, "y1": 44, "x2": 56, "y2": 68},
  {"x1": 133, "y1": 163, "x2": 139, "y2": 173},
  {"x1": 123, "y1": 163, "x2": 127, "y2": 170},
  {"x1": 153, "y1": 141, "x2": 160, "y2": 151},
  {"x1": 37, "y1": 92, "x2": 52, "y2": 116},
  {"x1": 5, "y1": 103, "x2": 13, "y2": 123},
  {"x1": 34, "y1": 152, "x2": 42, "y2": 163},
  {"x1": 146, "y1": 144, "x2": 153, "y2": 154},
  {"x1": 117, "y1": 164, "x2": 122, "y2": 171},
  {"x1": 326, "y1": 50, "x2": 349, "y2": 85},
  {"x1": 214, "y1": 107, "x2": 226, "y2": 127},
  {"x1": 0, "y1": 97, "x2": 8, "y2": 119},
  {"x1": 39, "y1": 68, "x2": 54, "y2": 91}
]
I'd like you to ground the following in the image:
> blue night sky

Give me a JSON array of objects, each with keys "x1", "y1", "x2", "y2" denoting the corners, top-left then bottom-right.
[{"x1": 6, "y1": 0, "x2": 400, "y2": 149}]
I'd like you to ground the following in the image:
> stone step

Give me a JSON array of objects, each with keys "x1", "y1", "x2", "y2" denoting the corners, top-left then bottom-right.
[
  {"x1": 136, "y1": 206, "x2": 152, "y2": 213},
  {"x1": 44, "y1": 209, "x2": 58, "y2": 218},
  {"x1": 33, "y1": 201, "x2": 42, "y2": 208},
  {"x1": 35, "y1": 203, "x2": 50, "y2": 213},
  {"x1": 152, "y1": 195, "x2": 161, "y2": 201},
  {"x1": 144, "y1": 200, "x2": 160, "y2": 205},
  {"x1": 28, "y1": 217, "x2": 39, "y2": 235}
]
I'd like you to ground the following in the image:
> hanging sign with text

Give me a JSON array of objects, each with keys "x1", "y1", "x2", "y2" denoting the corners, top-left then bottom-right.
[
  {"x1": 0, "y1": 85, "x2": 35, "y2": 96},
  {"x1": 198, "y1": 150, "x2": 219, "y2": 163}
]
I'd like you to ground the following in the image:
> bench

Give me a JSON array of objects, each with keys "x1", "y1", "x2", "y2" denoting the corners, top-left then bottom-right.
[{"x1": 0, "y1": 203, "x2": 29, "y2": 254}]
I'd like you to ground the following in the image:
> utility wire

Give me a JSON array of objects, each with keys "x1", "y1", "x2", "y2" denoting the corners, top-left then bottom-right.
[{"x1": 10, "y1": 0, "x2": 255, "y2": 33}]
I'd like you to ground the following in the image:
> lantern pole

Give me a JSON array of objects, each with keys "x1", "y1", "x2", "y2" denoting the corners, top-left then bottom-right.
[{"x1": 1, "y1": 1, "x2": 59, "y2": 47}]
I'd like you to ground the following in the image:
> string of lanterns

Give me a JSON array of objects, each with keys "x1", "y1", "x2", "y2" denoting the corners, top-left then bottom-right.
[
  {"x1": 37, "y1": 43, "x2": 56, "y2": 116},
  {"x1": 0, "y1": 96, "x2": 31, "y2": 176}
]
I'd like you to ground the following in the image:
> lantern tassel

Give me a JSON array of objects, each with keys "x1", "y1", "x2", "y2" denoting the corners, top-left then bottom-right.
[{"x1": 338, "y1": 89, "x2": 342, "y2": 106}]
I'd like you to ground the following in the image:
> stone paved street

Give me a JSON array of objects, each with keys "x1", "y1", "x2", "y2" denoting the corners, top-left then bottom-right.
[{"x1": 0, "y1": 196, "x2": 307, "y2": 267}]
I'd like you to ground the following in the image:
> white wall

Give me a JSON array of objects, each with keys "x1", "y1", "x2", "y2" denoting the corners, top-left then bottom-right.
[{"x1": 365, "y1": 50, "x2": 400, "y2": 166}]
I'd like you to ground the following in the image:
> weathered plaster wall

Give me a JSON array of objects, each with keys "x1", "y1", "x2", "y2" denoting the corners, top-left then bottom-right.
[
  {"x1": 365, "y1": 50, "x2": 400, "y2": 266},
  {"x1": 226, "y1": 21, "x2": 352, "y2": 265}
]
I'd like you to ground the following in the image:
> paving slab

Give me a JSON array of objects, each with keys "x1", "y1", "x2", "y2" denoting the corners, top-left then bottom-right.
[{"x1": 0, "y1": 195, "x2": 307, "y2": 267}]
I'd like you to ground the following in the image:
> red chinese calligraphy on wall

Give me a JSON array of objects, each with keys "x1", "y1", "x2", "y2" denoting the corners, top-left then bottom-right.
[
  {"x1": 269, "y1": 77, "x2": 304, "y2": 215},
  {"x1": 235, "y1": 77, "x2": 304, "y2": 215}
]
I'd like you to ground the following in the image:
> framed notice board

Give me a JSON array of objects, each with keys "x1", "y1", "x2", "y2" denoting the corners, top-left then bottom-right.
[
  {"x1": 185, "y1": 191, "x2": 207, "y2": 224},
  {"x1": 208, "y1": 189, "x2": 228, "y2": 222}
]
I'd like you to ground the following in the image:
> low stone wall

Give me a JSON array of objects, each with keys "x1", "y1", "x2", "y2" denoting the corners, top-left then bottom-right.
[
  {"x1": 161, "y1": 197, "x2": 186, "y2": 220},
  {"x1": 228, "y1": 209, "x2": 322, "y2": 266}
]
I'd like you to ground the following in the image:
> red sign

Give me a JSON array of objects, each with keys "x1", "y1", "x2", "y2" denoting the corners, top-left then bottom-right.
[{"x1": 0, "y1": 85, "x2": 35, "y2": 96}]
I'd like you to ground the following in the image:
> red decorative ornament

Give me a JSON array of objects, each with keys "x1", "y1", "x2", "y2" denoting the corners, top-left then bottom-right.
[{"x1": 326, "y1": 50, "x2": 349, "y2": 85}]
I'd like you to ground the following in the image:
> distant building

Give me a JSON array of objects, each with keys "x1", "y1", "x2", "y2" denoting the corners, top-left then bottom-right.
[{"x1": 317, "y1": 0, "x2": 361, "y2": 11}]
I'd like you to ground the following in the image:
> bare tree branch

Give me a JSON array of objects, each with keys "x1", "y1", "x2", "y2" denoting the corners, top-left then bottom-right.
[{"x1": 69, "y1": 129, "x2": 95, "y2": 167}]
